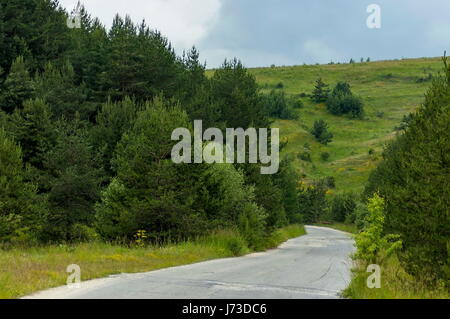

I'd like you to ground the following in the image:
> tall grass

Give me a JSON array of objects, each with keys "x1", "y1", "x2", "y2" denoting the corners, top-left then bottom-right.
[
  {"x1": 0, "y1": 225, "x2": 305, "y2": 299},
  {"x1": 344, "y1": 254, "x2": 449, "y2": 299}
]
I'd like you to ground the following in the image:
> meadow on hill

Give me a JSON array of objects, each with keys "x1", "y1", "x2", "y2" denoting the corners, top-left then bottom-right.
[{"x1": 245, "y1": 57, "x2": 443, "y2": 193}]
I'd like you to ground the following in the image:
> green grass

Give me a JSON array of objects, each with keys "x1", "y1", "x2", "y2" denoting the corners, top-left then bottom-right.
[
  {"x1": 265, "y1": 224, "x2": 307, "y2": 248},
  {"x1": 344, "y1": 255, "x2": 449, "y2": 299},
  {"x1": 246, "y1": 57, "x2": 443, "y2": 193},
  {"x1": 313, "y1": 223, "x2": 358, "y2": 234},
  {"x1": 0, "y1": 225, "x2": 305, "y2": 299}
]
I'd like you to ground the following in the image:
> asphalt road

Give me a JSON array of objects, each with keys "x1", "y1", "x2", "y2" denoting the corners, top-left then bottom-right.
[{"x1": 25, "y1": 226, "x2": 355, "y2": 299}]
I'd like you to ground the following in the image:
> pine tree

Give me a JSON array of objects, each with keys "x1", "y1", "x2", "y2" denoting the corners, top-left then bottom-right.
[
  {"x1": 0, "y1": 56, "x2": 34, "y2": 113},
  {"x1": 311, "y1": 119, "x2": 333, "y2": 145},
  {"x1": 90, "y1": 97, "x2": 139, "y2": 176},
  {"x1": 0, "y1": 129, "x2": 47, "y2": 242},
  {"x1": 210, "y1": 58, "x2": 269, "y2": 128},
  {"x1": 34, "y1": 62, "x2": 90, "y2": 120},
  {"x1": 8, "y1": 98, "x2": 56, "y2": 168},
  {"x1": 95, "y1": 96, "x2": 202, "y2": 240},
  {"x1": 365, "y1": 58, "x2": 450, "y2": 286},
  {"x1": 0, "y1": 0, "x2": 71, "y2": 73},
  {"x1": 39, "y1": 119, "x2": 103, "y2": 242},
  {"x1": 311, "y1": 78, "x2": 330, "y2": 103}
]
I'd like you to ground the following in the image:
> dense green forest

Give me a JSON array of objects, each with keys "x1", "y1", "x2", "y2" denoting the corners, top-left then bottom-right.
[
  {"x1": 0, "y1": 0, "x2": 448, "y2": 297},
  {"x1": 0, "y1": 0, "x2": 301, "y2": 249}
]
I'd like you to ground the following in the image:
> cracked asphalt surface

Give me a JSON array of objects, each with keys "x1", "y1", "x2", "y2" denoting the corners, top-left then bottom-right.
[{"x1": 25, "y1": 226, "x2": 355, "y2": 299}]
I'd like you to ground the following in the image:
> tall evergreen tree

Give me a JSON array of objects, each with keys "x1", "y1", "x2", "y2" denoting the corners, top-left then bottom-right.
[
  {"x1": 39, "y1": 119, "x2": 103, "y2": 241},
  {"x1": 7, "y1": 98, "x2": 56, "y2": 168},
  {"x1": 311, "y1": 78, "x2": 330, "y2": 103},
  {"x1": 0, "y1": 129, "x2": 47, "y2": 242},
  {"x1": 0, "y1": 0, "x2": 71, "y2": 73},
  {"x1": 365, "y1": 59, "x2": 450, "y2": 286},
  {"x1": 34, "y1": 62, "x2": 90, "y2": 120},
  {"x1": 0, "y1": 56, "x2": 34, "y2": 113},
  {"x1": 90, "y1": 97, "x2": 140, "y2": 176},
  {"x1": 211, "y1": 58, "x2": 269, "y2": 129}
]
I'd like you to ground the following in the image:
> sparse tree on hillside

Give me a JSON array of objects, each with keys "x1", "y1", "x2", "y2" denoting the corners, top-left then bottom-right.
[
  {"x1": 311, "y1": 119, "x2": 333, "y2": 145},
  {"x1": 311, "y1": 78, "x2": 330, "y2": 103}
]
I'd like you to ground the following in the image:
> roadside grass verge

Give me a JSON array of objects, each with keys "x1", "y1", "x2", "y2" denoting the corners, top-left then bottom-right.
[
  {"x1": 0, "y1": 225, "x2": 305, "y2": 299},
  {"x1": 265, "y1": 224, "x2": 307, "y2": 249},
  {"x1": 344, "y1": 255, "x2": 449, "y2": 299},
  {"x1": 313, "y1": 223, "x2": 358, "y2": 234}
]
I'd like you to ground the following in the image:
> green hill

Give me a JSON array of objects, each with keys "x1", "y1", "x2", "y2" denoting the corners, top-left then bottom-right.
[{"x1": 247, "y1": 57, "x2": 443, "y2": 193}]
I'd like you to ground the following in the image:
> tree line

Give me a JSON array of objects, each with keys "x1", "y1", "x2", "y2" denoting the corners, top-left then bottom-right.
[{"x1": 0, "y1": 0, "x2": 303, "y2": 249}]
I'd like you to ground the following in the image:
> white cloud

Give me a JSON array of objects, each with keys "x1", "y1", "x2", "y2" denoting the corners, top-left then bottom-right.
[
  {"x1": 302, "y1": 39, "x2": 343, "y2": 64},
  {"x1": 59, "y1": 0, "x2": 222, "y2": 51}
]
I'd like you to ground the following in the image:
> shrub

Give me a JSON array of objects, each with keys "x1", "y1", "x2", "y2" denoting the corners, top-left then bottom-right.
[
  {"x1": 321, "y1": 152, "x2": 330, "y2": 161},
  {"x1": 261, "y1": 90, "x2": 298, "y2": 120},
  {"x1": 327, "y1": 93, "x2": 364, "y2": 118},
  {"x1": 354, "y1": 194, "x2": 402, "y2": 264},
  {"x1": 203, "y1": 229, "x2": 249, "y2": 256},
  {"x1": 354, "y1": 202, "x2": 370, "y2": 230},
  {"x1": 298, "y1": 151, "x2": 312, "y2": 162},
  {"x1": 330, "y1": 193, "x2": 357, "y2": 223},
  {"x1": 311, "y1": 120, "x2": 333, "y2": 145},
  {"x1": 290, "y1": 97, "x2": 304, "y2": 109},
  {"x1": 395, "y1": 113, "x2": 413, "y2": 131},
  {"x1": 324, "y1": 176, "x2": 336, "y2": 189},
  {"x1": 326, "y1": 82, "x2": 364, "y2": 118},
  {"x1": 298, "y1": 179, "x2": 329, "y2": 223}
]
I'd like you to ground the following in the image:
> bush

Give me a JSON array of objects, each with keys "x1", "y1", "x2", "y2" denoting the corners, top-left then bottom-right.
[
  {"x1": 298, "y1": 151, "x2": 312, "y2": 162},
  {"x1": 311, "y1": 120, "x2": 333, "y2": 145},
  {"x1": 289, "y1": 97, "x2": 304, "y2": 109},
  {"x1": 330, "y1": 193, "x2": 357, "y2": 223},
  {"x1": 354, "y1": 194, "x2": 402, "y2": 264},
  {"x1": 326, "y1": 82, "x2": 364, "y2": 118},
  {"x1": 298, "y1": 179, "x2": 329, "y2": 223},
  {"x1": 70, "y1": 224, "x2": 99, "y2": 242},
  {"x1": 260, "y1": 90, "x2": 298, "y2": 120},
  {"x1": 324, "y1": 176, "x2": 336, "y2": 189},
  {"x1": 327, "y1": 93, "x2": 364, "y2": 118},
  {"x1": 321, "y1": 152, "x2": 330, "y2": 161},
  {"x1": 204, "y1": 230, "x2": 249, "y2": 256},
  {"x1": 354, "y1": 201, "x2": 370, "y2": 230}
]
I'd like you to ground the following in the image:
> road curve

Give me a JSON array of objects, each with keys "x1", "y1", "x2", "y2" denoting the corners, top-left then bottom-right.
[{"x1": 25, "y1": 226, "x2": 355, "y2": 299}]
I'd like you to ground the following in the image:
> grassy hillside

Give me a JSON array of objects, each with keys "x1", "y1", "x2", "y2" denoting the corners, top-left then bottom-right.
[{"x1": 247, "y1": 57, "x2": 442, "y2": 193}]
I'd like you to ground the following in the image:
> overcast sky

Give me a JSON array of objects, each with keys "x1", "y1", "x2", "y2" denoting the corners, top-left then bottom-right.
[{"x1": 59, "y1": 0, "x2": 450, "y2": 68}]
